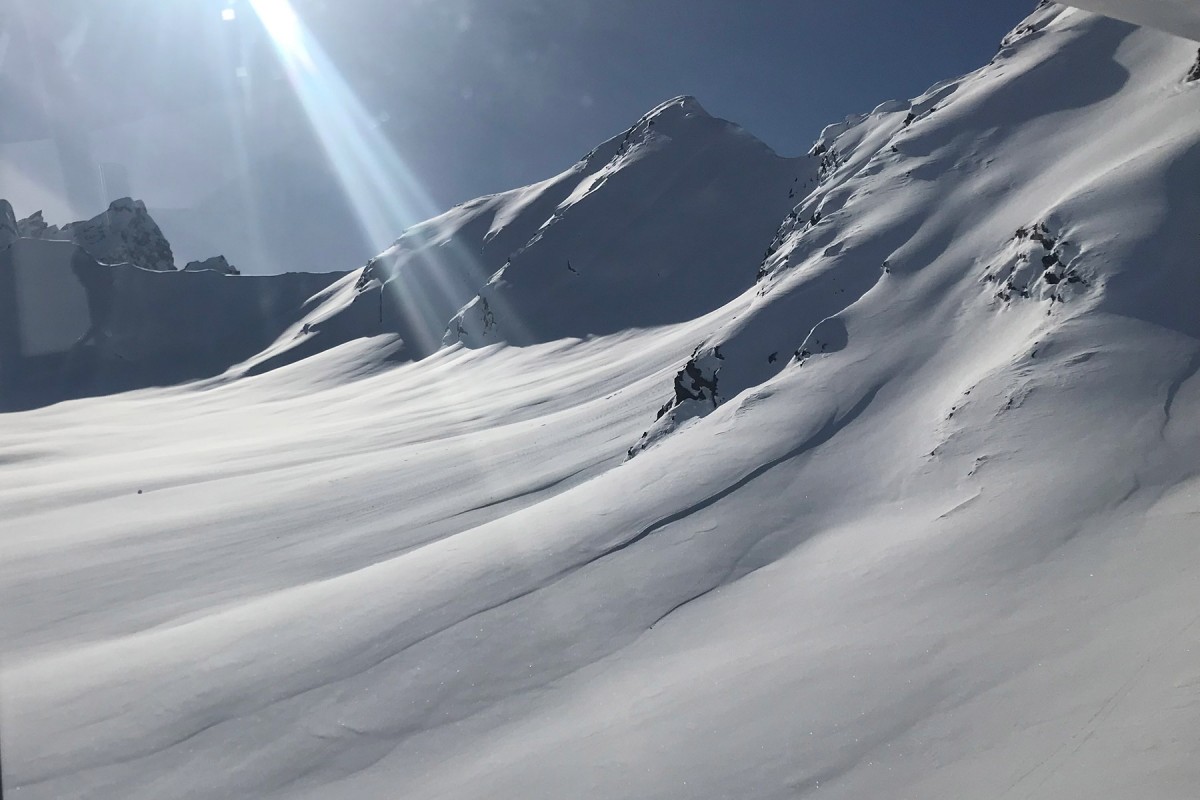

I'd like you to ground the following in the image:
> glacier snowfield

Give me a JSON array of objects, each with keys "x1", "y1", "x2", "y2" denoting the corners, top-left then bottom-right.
[{"x1": 3, "y1": 5, "x2": 1200, "y2": 799}]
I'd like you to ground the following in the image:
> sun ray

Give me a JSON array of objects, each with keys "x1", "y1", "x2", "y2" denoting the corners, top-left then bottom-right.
[{"x1": 247, "y1": 0, "x2": 522, "y2": 352}]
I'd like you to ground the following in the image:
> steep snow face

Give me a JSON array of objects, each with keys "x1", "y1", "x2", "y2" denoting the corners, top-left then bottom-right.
[
  {"x1": 314, "y1": 157, "x2": 600, "y2": 359},
  {"x1": 633, "y1": 4, "x2": 1200, "y2": 447},
  {"x1": 448, "y1": 97, "x2": 810, "y2": 346},
  {"x1": 297, "y1": 97, "x2": 807, "y2": 359},
  {"x1": 1068, "y1": 0, "x2": 1200, "y2": 40},
  {"x1": 3, "y1": 7, "x2": 1200, "y2": 800}
]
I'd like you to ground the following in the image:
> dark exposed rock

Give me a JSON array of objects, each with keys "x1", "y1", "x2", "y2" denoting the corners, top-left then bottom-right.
[
  {"x1": 673, "y1": 347, "x2": 723, "y2": 407},
  {"x1": 0, "y1": 200, "x2": 17, "y2": 250},
  {"x1": 16, "y1": 210, "x2": 56, "y2": 239},
  {"x1": 629, "y1": 346, "x2": 725, "y2": 459},
  {"x1": 20, "y1": 198, "x2": 178, "y2": 271},
  {"x1": 183, "y1": 255, "x2": 240, "y2": 275}
]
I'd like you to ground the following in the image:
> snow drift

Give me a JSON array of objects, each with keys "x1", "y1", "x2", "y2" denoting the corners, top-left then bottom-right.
[
  {"x1": 2, "y1": 5, "x2": 1199, "y2": 800},
  {"x1": 1068, "y1": 0, "x2": 1200, "y2": 41}
]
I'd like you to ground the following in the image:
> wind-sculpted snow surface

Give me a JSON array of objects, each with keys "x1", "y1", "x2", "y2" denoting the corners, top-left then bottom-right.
[
  {"x1": 3, "y1": 6, "x2": 1200, "y2": 800},
  {"x1": 1067, "y1": 0, "x2": 1200, "y2": 41}
]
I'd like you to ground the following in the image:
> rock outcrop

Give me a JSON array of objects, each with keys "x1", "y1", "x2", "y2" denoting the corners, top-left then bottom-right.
[
  {"x1": 183, "y1": 255, "x2": 240, "y2": 275},
  {"x1": 49, "y1": 197, "x2": 177, "y2": 271}
]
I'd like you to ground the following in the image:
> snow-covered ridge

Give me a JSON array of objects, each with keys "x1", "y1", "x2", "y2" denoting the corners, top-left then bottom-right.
[
  {"x1": 445, "y1": 95, "x2": 808, "y2": 346},
  {"x1": 1068, "y1": 0, "x2": 1200, "y2": 41},
  {"x1": 627, "y1": 3, "x2": 1200, "y2": 453},
  {"x1": 248, "y1": 93, "x2": 808, "y2": 364},
  {"x1": 3, "y1": 6, "x2": 1200, "y2": 799}
]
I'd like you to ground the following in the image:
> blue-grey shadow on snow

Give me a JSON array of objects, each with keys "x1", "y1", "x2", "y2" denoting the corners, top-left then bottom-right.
[
  {"x1": 1098, "y1": 139, "x2": 1200, "y2": 341},
  {"x1": 900, "y1": 16, "x2": 1135, "y2": 161}
]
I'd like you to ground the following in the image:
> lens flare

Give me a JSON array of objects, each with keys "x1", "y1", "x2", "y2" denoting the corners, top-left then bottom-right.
[{"x1": 248, "y1": 0, "x2": 512, "y2": 353}]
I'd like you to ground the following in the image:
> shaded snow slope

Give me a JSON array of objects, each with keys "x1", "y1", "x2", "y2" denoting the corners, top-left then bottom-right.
[
  {"x1": 447, "y1": 96, "x2": 809, "y2": 346},
  {"x1": 2, "y1": 6, "x2": 1200, "y2": 800},
  {"x1": 633, "y1": 3, "x2": 1200, "y2": 452},
  {"x1": 313, "y1": 96, "x2": 807, "y2": 357},
  {"x1": 1068, "y1": 0, "x2": 1200, "y2": 41}
]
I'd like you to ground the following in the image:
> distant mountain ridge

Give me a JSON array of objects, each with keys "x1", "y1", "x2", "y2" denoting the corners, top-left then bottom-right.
[
  {"x1": 2, "y1": 197, "x2": 177, "y2": 272},
  {"x1": 1, "y1": 96, "x2": 808, "y2": 406},
  {"x1": 3, "y1": 6, "x2": 1198, "y2": 421}
]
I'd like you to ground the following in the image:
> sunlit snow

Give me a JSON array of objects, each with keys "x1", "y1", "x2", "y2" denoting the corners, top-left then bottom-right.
[{"x1": 2, "y1": 6, "x2": 1199, "y2": 799}]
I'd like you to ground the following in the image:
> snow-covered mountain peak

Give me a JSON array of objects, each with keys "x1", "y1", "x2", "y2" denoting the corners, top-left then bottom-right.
[
  {"x1": 636, "y1": 94, "x2": 719, "y2": 132},
  {"x1": 5, "y1": 5, "x2": 1200, "y2": 798},
  {"x1": 633, "y1": 5, "x2": 1200, "y2": 453},
  {"x1": 260, "y1": 93, "x2": 811, "y2": 365},
  {"x1": 51, "y1": 197, "x2": 177, "y2": 272},
  {"x1": 2, "y1": 197, "x2": 179, "y2": 272},
  {"x1": 644, "y1": 93, "x2": 707, "y2": 117},
  {"x1": 439, "y1": 96, "x2": 808, "y2": 347},
  {"x1": 618, "y1": 94, "x2": 782, "y2": 160}
]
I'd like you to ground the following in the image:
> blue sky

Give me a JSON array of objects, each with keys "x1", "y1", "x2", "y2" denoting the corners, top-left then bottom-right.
[{"x1": 1, "y1": 0, "x2": 1038, "y2": 272}]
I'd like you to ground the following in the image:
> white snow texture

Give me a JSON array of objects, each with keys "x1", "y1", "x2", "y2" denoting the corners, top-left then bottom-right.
[{"x1": 2, "y1": 5, "x2": 1200, "y2": 799}]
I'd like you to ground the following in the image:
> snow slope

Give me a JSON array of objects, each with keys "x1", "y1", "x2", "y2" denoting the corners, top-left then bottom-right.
[
  {"x1": 446, "y1": 96, "x2": 808, "y2": 346},
  {"x1": 2, "y1": 5, "x2": 1200, "y2": 799},
  {"x1": 309, "y1": 95, "x2": 806, "y2": 358},
  {"x1": 3, "y1": 97, "x2": 803, "y2": 406},
  {"x1": 1068, "y1": 0, "x2": 1200, "y2": 41}
]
